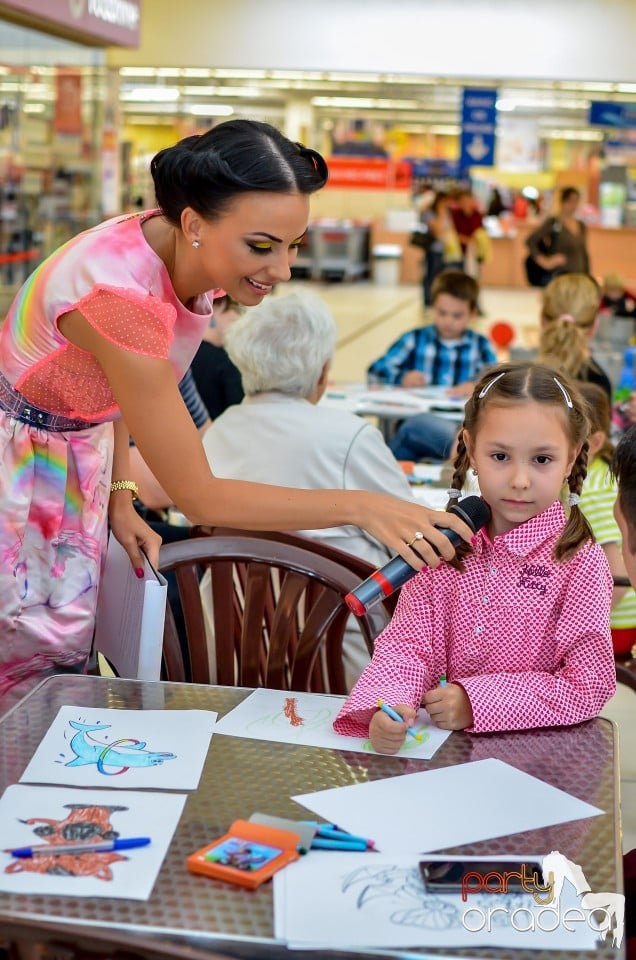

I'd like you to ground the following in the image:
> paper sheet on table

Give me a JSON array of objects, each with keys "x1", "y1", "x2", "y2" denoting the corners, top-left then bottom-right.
[
  {"x1": 292, "y1": 759, "x2": 603, "y2": 854},
  {"x1": 213, "y1": 689, "x2": 451, "y2": 760},
  {"x1": 0, "y1": 784, "x2": 185, "y2": 900},
  {"x1": 20, "y1": 706, "x2": 216, "y2": 791},
  {"x1": 94, "y1": 534, "x2": 167, "y2": 680},
  {"x1": 273, "y1": 852, "x2": 600, "y2": 951},
  {"x1": 412, "y1": 463, "x2": 444, "y2": 482}
]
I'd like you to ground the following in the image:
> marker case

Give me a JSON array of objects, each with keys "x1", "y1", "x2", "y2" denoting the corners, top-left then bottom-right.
[{"x1": 186, "y1": 819, "x2": 300, "y2": 889}]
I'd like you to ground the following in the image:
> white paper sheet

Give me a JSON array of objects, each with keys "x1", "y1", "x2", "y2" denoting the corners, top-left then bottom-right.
[
  {"x1": 0, "y1": 784, "x2": 186, "y2": 900},
  {"x1": 20, "y1": 706, "x2": 216, "y2": 791},
  {"x1": 213, "y1": 689, "x2": 451, "y2": 760},
  {"x1": 274, "y1": 852, "x2": 600, "y2": 950},
  {"x1": 94, "y1": 535, "x2": 168, "y2": 680},
  {"x1": 292, "y1": 759, "x2": 603, "y2": 854}
]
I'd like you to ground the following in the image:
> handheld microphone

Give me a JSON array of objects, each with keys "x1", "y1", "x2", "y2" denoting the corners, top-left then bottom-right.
[{"x1": 345, "y1": 496, "x2": 491, "y2": 615}]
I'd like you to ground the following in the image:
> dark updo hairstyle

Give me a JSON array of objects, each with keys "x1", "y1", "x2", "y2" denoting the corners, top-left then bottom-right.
[
  {"x1": 150, "y1": 119, "x2": 328, "y2": 227},
  {"x1": 448, "y1": 361, "x2": 593, "y2": 565}
]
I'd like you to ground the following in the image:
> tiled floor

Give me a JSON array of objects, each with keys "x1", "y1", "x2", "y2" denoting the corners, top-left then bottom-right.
[{"x1": 287, "y1": 276, "x2": 636, "y2": 854}]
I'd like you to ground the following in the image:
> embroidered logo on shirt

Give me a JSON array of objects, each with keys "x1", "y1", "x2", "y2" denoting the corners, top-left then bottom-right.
[{"x1": 517, "y1": 563, "x2": 552, "y2": 596}]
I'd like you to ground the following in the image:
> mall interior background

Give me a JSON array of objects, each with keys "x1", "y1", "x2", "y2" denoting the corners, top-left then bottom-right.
[{"x1": 0, "y1": 0, "x2": 634, "y2": 295}]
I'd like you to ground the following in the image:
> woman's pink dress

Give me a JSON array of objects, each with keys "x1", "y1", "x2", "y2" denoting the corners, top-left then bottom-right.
[{"x1": 0, "y1": 211, "x2": 212, "y2": 703}]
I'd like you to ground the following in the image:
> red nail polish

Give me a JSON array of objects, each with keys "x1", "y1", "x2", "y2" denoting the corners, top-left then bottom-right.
[{"x1": 135, "y1": 567, "x2": 144, "y2": 579}]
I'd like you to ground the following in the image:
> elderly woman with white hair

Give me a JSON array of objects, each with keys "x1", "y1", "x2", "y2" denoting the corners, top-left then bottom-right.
[{"x1": 202, "y1": 289, "x2": 415, "y2": 686}]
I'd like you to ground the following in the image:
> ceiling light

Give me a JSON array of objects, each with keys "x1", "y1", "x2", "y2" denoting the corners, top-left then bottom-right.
[
  {"x1": 311, "y1": 96, "x2": 419, "y2": 109},
  {"x1": 121, "y1": 86, "x2": 180, "y2": 102},
  {"x1": 182, "y1": 69, "x2": 213, "y2": 78},
  {"x1": 190, "y1": 104, "x2": 234, "y2": 116},
  {"x1": 270, "y1": 70, "x2": 323, "y2": 81},
  {"x1": 214, "y1": 69, "x2": 267, "y2": 79},
  {"x1": 119, "y1": 67, "x2": 157, "y2": 77},
  {"x1": 543, "y1": 129, "x2": 603, "y2": 141},
  {"x1": 326, "y1": 72, "x2": 382, "y2": 83}
]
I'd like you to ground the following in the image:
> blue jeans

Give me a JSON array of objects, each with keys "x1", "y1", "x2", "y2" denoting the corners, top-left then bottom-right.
[{"x1": 389, "y1": 413, "x2": 459, "y2": 462}]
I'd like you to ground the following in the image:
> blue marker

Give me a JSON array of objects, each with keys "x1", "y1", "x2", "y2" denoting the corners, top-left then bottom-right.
[
  {"x1": 300, "y1": 821, "x2": 375, "y2": 847},
  {"x1": 7, "y1": 837, "x2": 151, "y2": 859},
  {"x1": 377, "y1": 700, "x2": 422, "y2": 740},
  {"x1": 310, "y1": 838, "x2": 370, "y2": 852}
]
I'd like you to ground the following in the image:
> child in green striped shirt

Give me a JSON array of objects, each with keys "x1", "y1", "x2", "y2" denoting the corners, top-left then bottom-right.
[{"x1": 579, "y1": 383, "x2": 636, "y2": 654}]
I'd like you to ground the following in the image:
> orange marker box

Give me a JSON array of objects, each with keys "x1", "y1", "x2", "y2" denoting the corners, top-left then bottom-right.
[{"x1": 186, "y1": 819, "x2": 301, "y2": 889}]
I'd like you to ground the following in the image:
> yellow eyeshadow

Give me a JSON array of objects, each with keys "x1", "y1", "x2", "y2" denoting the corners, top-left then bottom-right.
[{"x1": 251, "y1": 241, "x2": 273, "y2": 250}]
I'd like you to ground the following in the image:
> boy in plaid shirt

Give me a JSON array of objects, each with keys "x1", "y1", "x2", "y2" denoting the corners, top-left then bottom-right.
[
  {"x1": 367, "y1": 271, "x2": 496, "y2": 461},
  {"x1": 367, "y1": 270, "x2": 495, "y2": 389}
]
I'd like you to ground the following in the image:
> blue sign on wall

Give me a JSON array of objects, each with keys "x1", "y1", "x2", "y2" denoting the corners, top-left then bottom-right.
[
  {"x1": 589, "y1": 101, "x2": 636, "y2": 128},
  {"x1": 459, "y1": 88, "x2": 497, "y2": 170}
]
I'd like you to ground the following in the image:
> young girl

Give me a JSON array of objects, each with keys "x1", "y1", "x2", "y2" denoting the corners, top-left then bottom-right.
[
  {"x1": 578, "y1": 382, "x2": 636, "y2": 656},
  {"x1": 334, "y1": 362, "x2": 616, "y2": 753},
  {"x1": 538, "y1": 272, "x2": 611, "y2": 402}
]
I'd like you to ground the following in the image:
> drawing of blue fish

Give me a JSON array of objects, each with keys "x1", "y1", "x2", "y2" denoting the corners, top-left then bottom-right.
[{"x1": 66, "y1": 721, "x2": 176, "y2": 774}]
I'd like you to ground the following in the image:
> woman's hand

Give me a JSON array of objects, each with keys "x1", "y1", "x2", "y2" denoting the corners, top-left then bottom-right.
[
  {"x1": 108, "y1": 493, "x2": 163, "y2": 574},
  {"x1": 355, "y1": 492, "x2": 473, "y2": 570},
  {"x1": 369, "y1": 703, "x2": 417, "y2": 754},
  {"x1": 423, "y1": 682, "x2": 473, "y2": 730}
]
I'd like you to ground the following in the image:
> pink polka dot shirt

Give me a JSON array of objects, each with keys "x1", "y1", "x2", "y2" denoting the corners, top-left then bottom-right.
[{"x1": 334, "y1": 500, "x2": 616, "y2": 736}]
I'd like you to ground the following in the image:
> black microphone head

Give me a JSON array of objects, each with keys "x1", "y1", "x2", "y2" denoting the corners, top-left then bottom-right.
[{"x1": 448, "y1": 496, "x2": 491, "y2": 534}]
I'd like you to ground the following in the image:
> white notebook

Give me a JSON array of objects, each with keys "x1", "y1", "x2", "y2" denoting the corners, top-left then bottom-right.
[{"x1": 94, "y1": 535, "x2": 168, "y2": 680}]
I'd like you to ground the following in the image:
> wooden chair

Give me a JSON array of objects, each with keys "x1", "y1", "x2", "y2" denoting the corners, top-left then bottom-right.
[
  {"x1": 191, "y1": 525, "x2": 400, "y2": 617},
  {"x1": 158, "y1": 534, "x2": 392, "y2": 694}
]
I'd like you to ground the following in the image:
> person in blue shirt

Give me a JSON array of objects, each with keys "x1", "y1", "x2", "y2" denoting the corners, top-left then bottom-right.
[{"x1": 367, "y1": 270, "x2": 496, "y2": 460}]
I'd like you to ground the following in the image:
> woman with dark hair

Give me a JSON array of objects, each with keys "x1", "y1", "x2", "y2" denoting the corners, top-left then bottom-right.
[
  {"x1": 526, "y1": 186, "x2": 591, "y2": 283},
  {"x1": 0, "y1": 119, "x2": 472, "y2": 705}
]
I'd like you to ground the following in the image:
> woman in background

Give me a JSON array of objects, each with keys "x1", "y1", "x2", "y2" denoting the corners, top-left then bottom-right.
[{"x1": 526, "y1": 186, "x2": 590, "y2": 280}]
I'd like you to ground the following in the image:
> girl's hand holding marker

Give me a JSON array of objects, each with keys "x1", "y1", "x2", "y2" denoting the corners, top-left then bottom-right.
[{"x1": 370, "y1": 700, "x2": 422, "y2": 755}]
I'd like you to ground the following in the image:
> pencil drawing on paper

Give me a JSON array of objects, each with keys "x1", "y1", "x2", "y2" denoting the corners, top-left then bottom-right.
[
  {"x1": 58, "y1": 719, "x2": 176, "y2": 775},
  {"x1": 5, "y1": 804, "x2": 129, "y2": 880},
  {"x1": 342, "y1": 865, "x2": 527, "y2": 930}
]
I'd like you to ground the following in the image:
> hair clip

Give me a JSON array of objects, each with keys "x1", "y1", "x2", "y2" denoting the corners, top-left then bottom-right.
[
  {"x1": 553, "y1": 377, "x2": 574, "y2": 408},
  {"x1": 567, "y1": 492, "x2": 581, "y2": 507},
  {"x1": 558, "y1": 313, "x2": 575, "y2": 323},
  {"x1": 478, "y1": 371, "x2": 506, "y2": 399},
  {"x1": 446, "y1": 488, "x2": 462, "y2": 499}
]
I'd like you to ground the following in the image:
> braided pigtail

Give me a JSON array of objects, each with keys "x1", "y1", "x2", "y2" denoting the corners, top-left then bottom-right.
[
  {"x1": 447, "y1": 429, "x2": 470, "y2": 509},
  {"x1": 445, "y1": 427, "x2": 474, "y2": 570},
  {"x1": 554, "y1": 439, "x2": 595, "y2": 562}
]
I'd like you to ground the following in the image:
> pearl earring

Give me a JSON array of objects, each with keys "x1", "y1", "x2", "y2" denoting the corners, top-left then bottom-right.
[
  {"x1": 192, "y1": 239, "x2": 200, "y2": 249},
  {"x1": 472, "y1": 468, "x2": 478, "y2": 477}
]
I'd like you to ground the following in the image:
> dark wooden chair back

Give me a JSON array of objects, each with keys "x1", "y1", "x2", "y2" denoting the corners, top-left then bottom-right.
[
  {"x1": 158, "y1": 534, "x2": 392, "y2": 694},
  {"x1": 191, "y1": 525, "x2": 400, "y2": 617}
]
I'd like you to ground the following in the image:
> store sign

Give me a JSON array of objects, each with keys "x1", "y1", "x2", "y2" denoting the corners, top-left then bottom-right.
[
  {"x1": 0, "y1": 0, "x2": 141, "y2": 47},
  {"x1": 589, "y1": 101, "x2": 636, "y2": 128},
  {"x1": 326, "y1": 156, "x2": 412, "y2": 190},
  {"x1": 460, "y1": 88, "x2": 497, "y2": 171},
  {"x1": 54, "y1": 69, "x2": 83, "y2": 134}
]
